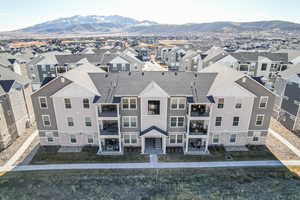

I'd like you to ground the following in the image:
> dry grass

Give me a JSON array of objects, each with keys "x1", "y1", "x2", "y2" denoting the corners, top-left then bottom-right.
[{"x1": 9, "y1": 41, "x2": 46, "y2": 47}]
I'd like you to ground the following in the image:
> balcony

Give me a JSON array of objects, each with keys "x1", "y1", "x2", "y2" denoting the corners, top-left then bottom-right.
[
  {"x1": 100, "y1": 120, "x2": 119, "y2": 135},
  {"x1": 189, "y1": 120, "x2": 208, "y2": 135},
  {"x1": 98, "y1": 104, "x2": 118, "y2": 118},
  {"x1": 187, "y1": 138, "x2": 206, "y2": 153},
  {"x1": 101, "y1": 138, "x2": 120, "y2": 152},
  {"x1": 190, "y1": 104, "x2": 210, "y2": 117}
]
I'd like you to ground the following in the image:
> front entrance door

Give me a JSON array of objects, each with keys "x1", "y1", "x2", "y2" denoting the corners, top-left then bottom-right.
[{"x1": 145, "y1": 138, "x2": 162, "y2": 154}]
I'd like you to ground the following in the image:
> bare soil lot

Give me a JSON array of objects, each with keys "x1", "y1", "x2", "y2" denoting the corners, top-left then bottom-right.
[{"x1": 0, "y1": 167, "x2": 299, "y2": 200}]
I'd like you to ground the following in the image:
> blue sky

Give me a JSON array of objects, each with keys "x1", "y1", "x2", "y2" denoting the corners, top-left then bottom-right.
[{"x1": 1, "y1": 0, "x2": 300, "y2": 31}]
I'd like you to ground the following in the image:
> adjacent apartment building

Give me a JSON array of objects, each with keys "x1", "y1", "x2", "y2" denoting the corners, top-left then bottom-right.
[
  {"x1": 0, "y1": 66, "x2": 34, "y2": 151},
  {"x1": 31, "y1": 63, "x2": 275, "y2": 154},
  {"x1": 273, "y1": 63, "x2": 300, "y2": 133}
]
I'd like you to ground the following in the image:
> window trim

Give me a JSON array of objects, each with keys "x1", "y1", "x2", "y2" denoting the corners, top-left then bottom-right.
[
  {"x1": 148, "y1": 100, "x2": 160, "y2": 115},
  {"x1": 232, "y1": 116, "x2": 240, "y2": 127},
  {"x1": 70, "y1": 135, "x2": 77, "y2": 144},
  {"x1": 42, "y1": 115, "x2": 51, "y2": 127},
  {"x1": 212, "y1": 134, "x2": 219, "y2": 144},
  {"x1": 123, "y1": 133, "x2": 138, "y2": 144},
  {"x1": 121, "y1": 97, "x2": 137, "y2": 110},
  {"x1": 255, "y1": 114, "x2": 265, "y2": 126},
  {"x1": 67, "y1": 117, "x2": 74, "y2": 127},
  {"x1": 259, "y1": 96, "x2": 268, "y2": 109},
  {"x1": 85, "y1": 117, "x2": 92, "y2": 127},
  {"x1": 230, "y1": 134, "x2": 237, "y2": 144},
  {"x1": 83, "y1": 98, "x2": 90, "y2": 109},
  {"x1": 64, "y1": 98, "x2": 72, "y2": 109},
  {"x1": 87, "y1": 135, "x2": 94, "y2": 144},
  {"x1": 217, "y1": 98, "x2": 224, "y2": 109},
  {"x1": 169, "y1": 134, "x2": 183, "y2": 144},
  {"x1": 170, "y1": 116, "x2": 185, "y2": 128},
  {"x1": 215, "y1": 116, "x2": 222, "y2": 127},
  {"x1": 39, "y1": 96, "x2": 48, "y2": 109},
  {"x1": 122, "y1": 116, "x2": 138, "y2": 128},
  {"x1": 170, "y1": 97, "x2": 186, "y2": 110}
]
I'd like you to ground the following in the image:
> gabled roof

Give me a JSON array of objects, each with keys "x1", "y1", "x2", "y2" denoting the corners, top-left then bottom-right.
[
  {"x1": 140, "y1": 126, "x2": 168, "y2": 136},
  {"x1": 230, "y1": 52, "x2": 288, "y2": 63},
  {"x1": 279, "y1": 63, "x2": 300, "y2": 80}
]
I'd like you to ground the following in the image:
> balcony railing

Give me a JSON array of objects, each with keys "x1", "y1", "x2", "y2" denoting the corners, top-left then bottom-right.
[
  {"x1": 189, "y1": 128, "x2": 208, "y2": 135},
  {"x1": 100, "y1": 126, "x2": 119, "y2": 136},
  {"x1": 190, "y1": 111, "x2": 210, "y2": 117},
  {"x1": 98, "y1": 111, "x2": 118, "y2": 117},
  {"x1": 190, "y1": 105, "x2": 210, "y2": 117}
]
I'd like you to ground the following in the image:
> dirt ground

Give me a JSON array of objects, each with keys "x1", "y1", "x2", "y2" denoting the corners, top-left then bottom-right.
[{"x1": 0, "y1": 167, "x2": 299, "y2": 200}]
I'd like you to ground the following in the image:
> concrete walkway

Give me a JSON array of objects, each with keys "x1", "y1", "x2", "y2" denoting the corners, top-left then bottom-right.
[
  {"x1": 1, "y1": 160, "x2": 300, "y2": 172},
  {"x1": 2, "y1": 130, "x2": 38, "y2": 171},
  {"x1": 269, "y1": 128, "x2": 300, "y2": 157}
]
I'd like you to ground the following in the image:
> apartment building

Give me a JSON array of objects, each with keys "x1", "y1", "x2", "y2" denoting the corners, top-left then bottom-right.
[
  {"x1": 273, "y1": 63, "x2": 300, "y2": 133},
  {"x1": 31, "y1": 63, "x2": 275, "y2": 155},
  {"x1": 215, "y1": 52, "x2": 289, "y2": 86},
  {"x1": 0, "y1": 66, "x2": 34, "y2": 151}
]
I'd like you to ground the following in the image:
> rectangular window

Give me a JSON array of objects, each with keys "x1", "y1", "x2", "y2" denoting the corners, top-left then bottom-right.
[
  {"x1": 88, "y1": 136, "x2": 94, "y2": 144},
  {"x1": 170, "y1": 117, "x2": 185, "y2": 128},
  {"x1": 261, "y1": 63, "x2": 267, "y2": 71},
  {"x1": 170, "y1": 98, "x2": 186, "y2": 110},
  {"x1": 85, "y1": 117, "x2": 92, "y2": 127},
  {"x1": 148, "y1": 100, "x2": 160, "y2": 115},
  {"x1": 230, "y1": 134, "x2": 236, "y2": 143},
  {"x1": 122, "y1": 116, "x2": 137, "y2": 128},
  {"x1": 212, "y1": 135, "x2": 219, "y2": 144},
  {"x1": 39, "y1": 97, "x2": 48, "y2": 109},
  {"x1": 259, "y1": 96, "x2": 268, "y2": 108},
  {"x1": 53, "y1": 132, "x2": 59, "y2": 137},
  {"x1": 70, "y1": 135, "x2": 77, "y2": 143},
  {"x1": 253, "y1": 136, "x2": 259, "y2": 142},
  {"x1": 47, "y1": 137, "x2": 54, "y2": 142},
  {"x1": 169, "y1": 134, "x2": 183, "y2": 144},
  {"x1": 122, "y1": 97, "x2": 137, "y2": 110},
  {"x1": 239, "y1": 64, "x2": 249, "y2": 71},
  {"x1": 83, "y1": 98, "x2": 90, "y2": 109},
  {"x1": 233, "y1": 116, "x2": 239, "y2": 126},
  {"x1": 235, "y1": 98, "x2": 242, "y2": 109},
  {"x1": 64, "y1": 98, "x2": 71, "y2": 109},
  {"x1": 215, "y1": 117, "x2": 222, "y2": 127},
  {"x1": 217, "y1": 98, "x2": 224, "y2": 109},
  {"x1": 256, "y1": 115, "x2": 264, "y2": 126},
  {"x1": 67, "y1": 117, "x2": 74, "y2": 127},
  {"x1": 42, "y1": 115, "x2": 51, "y2": 127},
  {"x1": 124, "y1": 134, "x2": 137, "y2": 144},
  {"x1": 170, "y1": 135, "x2": 176, "y2": 144},
  {"x1": 41, "y1": 65, "x2": 46, "y2": 71}
]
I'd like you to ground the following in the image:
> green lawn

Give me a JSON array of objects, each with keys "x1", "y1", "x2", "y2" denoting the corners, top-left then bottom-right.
[
  {"x1": 159, "y1": 146, "x2": 277, "y2": 162},
  {"x1": 30, "y1": 146, "x2": 149, "y2": 164},
  {"x1": 1, "y1": 167, "x2": 299, "y2": 200}
]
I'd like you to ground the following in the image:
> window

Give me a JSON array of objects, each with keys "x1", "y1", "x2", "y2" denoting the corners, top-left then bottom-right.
[
  {"x1": 169, "y1": 134, "x2": 183, "y2": 144},
  {"x1": 122, "y1": 116, "x2": 137, "y2": 128},
  {"x1": 255, "y1": 115, "x2": 264, "y2": 126},
  {"x1": 122, "y1": 98, "x2": 137, "y2": 110},
  {"x1": 88, "y1": 136, "x2": 94, "y2": 144},
  {"x1": 47, "y1": 137, "x2": 54, "y2": 142},
  {"x1": 170, "y1": 98, "x2": 186, "y2": 109},
  {"x1": 253, "y1": 136, "x2": 259, "y2": 142},
  {"x1": 124, "y1": 134, "x2": 137, "y2": 144},
  {"x1": 85, "y1": 117, "x2": 92, "y2": 127},
  {"x1": 233, "y1": 116, "x2": 240, "y2": 126},
  {"x1": 230, "y1": 134, "x2": 236, "y2": 143},
  {"x1": 67, "y1": 117, "x2": 74, "y2": 126},
  {"x1": 39, "y1": 132, "x2": 46, "y2": 137},
  {"x1": 50, "y1": 65, "x2": 55, "y2": 71},
  {"x1": 125, "y1": 64, "x2": 130, "y2": 70},
  {"x1": 235, "y1": 103, "x2": 242, "y2": 109},
  {"x1": 235, "y1": 98, "x2": 242, "y2": 109},
  {"x1": 70, "y1": 135, "x2": 77, "y2": 143},
  {"x1": 215, "y1": 117, "x2": 222, "y2": 127},
  {"x1": 42, "y1": 115, "x2": 51, "y2": 127},
  {"x1": 217, "y1": 98, "x2": 224, "y2": 109},
  {"x1": 170, "y1": 117, "x2": 185, "y2": 128},
  {"x1": 53, "y1": 132, "x2": 59, "y2": 137},
  {"x1": 239, "y1": 64, "x2": 249, "y2": 71},
  {"x1": 261, "y1": 63, "x2": 267, "y2": 71},
  {"x1": 148, "y1": 100, "x2": 160, "y2": 115},
  {"x1": 212, "y1": 134, "x2": 219, "y2": 144},
  {"x1": 64, "y1": 98, "x2": 71, "y2": 109},
  {"x1": 83, "y1": 98, "x2": 90, "y2": 109},
  {"x1": 259, "y1": 96, "x2": 268, "y2": 108},
  {"x1": 39, "y1": 97, "x2": 48, "y2": 109},
  {"x1": 41, "y1": 65, "x2": 46, "y2": 71}
]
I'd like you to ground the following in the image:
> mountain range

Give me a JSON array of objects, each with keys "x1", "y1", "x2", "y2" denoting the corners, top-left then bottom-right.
[{"x1": 16, "y1": 15, "x2": 300, "y2": 34}]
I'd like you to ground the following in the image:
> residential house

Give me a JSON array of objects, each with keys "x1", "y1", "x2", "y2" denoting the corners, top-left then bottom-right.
[
  {"x1": 31, "y1": 63, "x2": 275, "y2": 154},
  {"x1": 0, "y1": 66, "x2": 34, "y2": 151},
  {"x1": 273, "y1": 64, "x2": 300, "y2": 133}
]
